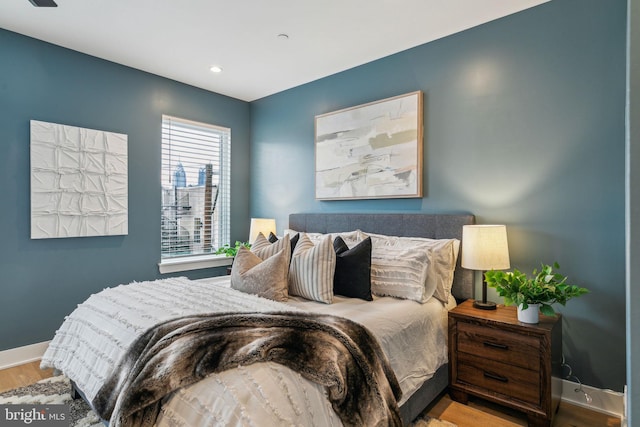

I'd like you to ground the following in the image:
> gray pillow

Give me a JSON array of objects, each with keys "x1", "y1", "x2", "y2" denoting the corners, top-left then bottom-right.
[{"x1": 231, "y1": 246, "x2": 289, "y2": 301}]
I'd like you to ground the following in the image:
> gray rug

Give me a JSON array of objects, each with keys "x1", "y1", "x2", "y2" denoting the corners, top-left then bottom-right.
[
  {"x1": 0, "y1": 375, "x2": 457, "y2": 426},
  {"x1": 0, "y1": 375, "x2": 101, "y2": 427}
]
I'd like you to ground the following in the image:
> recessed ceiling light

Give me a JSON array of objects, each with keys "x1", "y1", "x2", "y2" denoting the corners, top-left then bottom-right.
[
  {"x1": 210, "y1": 66, "x2": 223, "y2": 73},
  {"x1": 29, "y1": 0, "x2": 58, "y2": 6}
]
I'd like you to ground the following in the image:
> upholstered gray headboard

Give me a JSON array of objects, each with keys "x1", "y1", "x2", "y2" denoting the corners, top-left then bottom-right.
[{"x1": 289, "y1": 213, "x2": 476, "y2": 301}]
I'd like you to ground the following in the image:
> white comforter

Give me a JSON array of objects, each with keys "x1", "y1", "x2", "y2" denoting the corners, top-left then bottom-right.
[{"x1": 41, "y1": 276, "x2": 450, "y2": 426}]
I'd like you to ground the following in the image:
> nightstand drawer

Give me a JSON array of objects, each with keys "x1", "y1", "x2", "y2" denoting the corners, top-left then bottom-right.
[
  {"x1": 457, "y1": 352, "x2": 540, "y2": 405},
  {"x1": 457, "y1": 321, "x2": 540, "y2": 371}
]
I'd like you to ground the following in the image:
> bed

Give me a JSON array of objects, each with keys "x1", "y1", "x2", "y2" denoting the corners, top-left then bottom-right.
[{"x1": 41, "y1": 212, "x2": 475, "y2": 426}]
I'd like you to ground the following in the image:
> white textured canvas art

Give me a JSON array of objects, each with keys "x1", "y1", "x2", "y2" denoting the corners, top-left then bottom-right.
[
  {"x1": 30, "y1": 120, "x2": 128, "y2": 239},
  {"x1": 315, "y1": 91, "x2": 423, "y2": 200}
]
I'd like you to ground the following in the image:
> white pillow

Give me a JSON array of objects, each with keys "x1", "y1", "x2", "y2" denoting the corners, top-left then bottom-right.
[
  {"x1": 286, "y1": 229, "x2": 362, "y2": 247},
  {"x1": 369, "y1": 244, "x2": 431, "y2": 302},
  {"x1": 364, "y1": 232, "x2": 460, "y2": 303},
  {"x1": 288, "y1": 233, "x2": 336, "y2": 304},
  {"x1": 422, "y1": 238, "x2": 460, "y2": 303}
]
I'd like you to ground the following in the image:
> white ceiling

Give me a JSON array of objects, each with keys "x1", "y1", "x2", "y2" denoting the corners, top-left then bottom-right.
[{"x1": 0, "y1": 0, "x2": 549, "y2": 102}]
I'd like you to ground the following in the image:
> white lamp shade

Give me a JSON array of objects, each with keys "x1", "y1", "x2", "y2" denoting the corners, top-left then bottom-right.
[
  {"x1": 461, "y1": 225, "x2": 510, "y2": 271},
  {"x1": 249, "y1": 218, "x2": 276, "y2": 243}
]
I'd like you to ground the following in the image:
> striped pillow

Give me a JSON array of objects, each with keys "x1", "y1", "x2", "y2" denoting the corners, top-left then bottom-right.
[
  {"x1": 251, "y1": 233, "x2": 291, "y2": 260},
  {"x1": 288, "y1": 233, "x2": 336, "y2": 303}
]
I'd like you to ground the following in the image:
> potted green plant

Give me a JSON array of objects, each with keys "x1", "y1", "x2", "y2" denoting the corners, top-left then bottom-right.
[
  {"x1": 484, "y1": 262, "x2": 589, "y2": 324},
  {"x1": 215, "y1": 241, "x2": 251, "y2": 257}
]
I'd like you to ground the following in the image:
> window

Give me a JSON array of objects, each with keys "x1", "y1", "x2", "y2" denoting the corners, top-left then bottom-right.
[{"x1": 161, "y1": 115, "x2": 230, "y2": 261}]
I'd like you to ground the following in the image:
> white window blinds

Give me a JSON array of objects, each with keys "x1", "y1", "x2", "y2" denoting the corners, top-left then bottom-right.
[{"x1": 161, "y1": 115, "x2": 230, "y2": 259}]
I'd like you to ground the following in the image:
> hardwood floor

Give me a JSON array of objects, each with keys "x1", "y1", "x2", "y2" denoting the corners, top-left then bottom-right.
[
  {"x1": 0, "y1": 361, "x2": 621, "y2": 427},
  {"x1": 425, "y1": 394, "x2": 621, "y2": 427},
  {"x1": 0, "y1": 360, "x2": 53, "y2": 393}
]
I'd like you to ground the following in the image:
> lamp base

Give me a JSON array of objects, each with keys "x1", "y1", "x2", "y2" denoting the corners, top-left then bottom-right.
[{"x1": 473, "y1": 300, "x2": 497, "y2": 310}]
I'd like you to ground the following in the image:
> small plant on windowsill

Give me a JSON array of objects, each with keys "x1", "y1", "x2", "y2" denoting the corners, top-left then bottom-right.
[
  {"x1": 215, "y1": 241, "x2": 251, "y2": 257},
  {"x1": 484, "y1": 262, "x2": 589, "y2": 323}
]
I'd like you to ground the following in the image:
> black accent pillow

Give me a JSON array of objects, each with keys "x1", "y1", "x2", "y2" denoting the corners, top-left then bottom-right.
[
  {"x1": 333, "y1": 236, "x2": 373, "y2": 301},
  {"x1": 269, "y1": 232, "x2": 300, "y2": 255}
]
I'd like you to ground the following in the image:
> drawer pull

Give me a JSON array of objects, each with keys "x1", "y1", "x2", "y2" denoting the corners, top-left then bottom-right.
[
  {"x1": 483, "y1": 371, "x2": 509, "y2": 383},
  {"x1": 483, "y1": 341, "x2": 508, "y2": 350}
]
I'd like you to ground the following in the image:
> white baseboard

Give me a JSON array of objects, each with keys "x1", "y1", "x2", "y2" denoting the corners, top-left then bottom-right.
[
  {"x1": 561, "y1": 379, "x2": 625, "y2": 418},
  {"x1": 621, "y1": 385, "x2": 628, "y2": 427},
  {"x1": 0, "y1": 341, "x2": 50, "y2": 370}
]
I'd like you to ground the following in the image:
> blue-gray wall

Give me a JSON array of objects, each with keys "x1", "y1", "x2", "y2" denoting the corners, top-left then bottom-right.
[
  {"x1": 0, "y1": 29, "x2": 251, "y2": 351},
  {"x1": 250, "y1": 0, "x2": 627, "y2": 391},
  {"x1": 0, "y1": 0, "x2": 629, "y2": 395}
]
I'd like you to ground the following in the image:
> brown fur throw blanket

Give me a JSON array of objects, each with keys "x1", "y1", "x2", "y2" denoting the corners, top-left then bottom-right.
[{"x1": 92, "y1": 311, "x2": 403, "y2": 427}]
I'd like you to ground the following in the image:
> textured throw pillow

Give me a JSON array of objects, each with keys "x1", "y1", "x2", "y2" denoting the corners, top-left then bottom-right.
[
  {"x1": 230, "y1": 246, "x2": 289, "y2": 301},
  {"x1": 365, "y1": 232, "x2": 459, "y2": 303},
  {"x1": 367, "y1": 241, "x2": 432, "y2": 302},
  {"x1": 288, "y1": 234, "x2": 336, "y2": 304},
  {"x1": 251, "y1": 233, "x2": 291, "y2": 260},
  {"x1": 333, "y1": 236, "x2": 373, "y2": 301}
]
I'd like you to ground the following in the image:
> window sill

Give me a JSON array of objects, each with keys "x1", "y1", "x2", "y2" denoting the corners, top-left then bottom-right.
[{"x1": 158, "y1": 254, "x2": 233, "y2": 274}]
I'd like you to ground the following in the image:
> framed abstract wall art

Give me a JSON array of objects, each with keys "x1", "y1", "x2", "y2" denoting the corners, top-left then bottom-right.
[
  {"x1": 30, "y1": 120, "x2": 128, "y2": 239},
  {"x1": 315, "y1": 91, "x2": 423, "y2": 200}
]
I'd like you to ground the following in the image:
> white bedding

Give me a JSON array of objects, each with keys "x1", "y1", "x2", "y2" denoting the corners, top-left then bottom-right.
[
  {"x1": 41, "y1": 275, "x2": 451, "y2": 426},
  {"x1": 278, "y1": 283, "x2": 451, "y2": 405}
]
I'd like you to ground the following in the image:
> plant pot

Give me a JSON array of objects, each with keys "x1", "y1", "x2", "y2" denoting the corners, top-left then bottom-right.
[{"x1": 517, "y1": 303, "x2": 540, "y2": 324}]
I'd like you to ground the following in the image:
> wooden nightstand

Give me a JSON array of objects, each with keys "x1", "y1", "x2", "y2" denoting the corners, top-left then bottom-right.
[{"x1": 448, "y1": 300, "x2": 562, "y2": 427}]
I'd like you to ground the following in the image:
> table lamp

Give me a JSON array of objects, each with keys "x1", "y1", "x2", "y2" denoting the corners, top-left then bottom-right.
[
  {"x1": 461, "y1": 224, "x2": 510, "y2": 310},
  {"x1": 249, "y1": 218, "x2": 276, "y2": 244}
]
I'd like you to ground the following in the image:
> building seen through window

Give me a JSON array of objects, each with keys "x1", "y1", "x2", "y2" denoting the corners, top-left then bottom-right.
[{"x1": 161, "y1": 115, "x2": 230, "y2": 258}]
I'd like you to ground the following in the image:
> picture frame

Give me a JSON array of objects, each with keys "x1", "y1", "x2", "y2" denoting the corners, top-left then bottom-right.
[{"x1": 314, "y1": 91, "x2": 423, "y2": 200}]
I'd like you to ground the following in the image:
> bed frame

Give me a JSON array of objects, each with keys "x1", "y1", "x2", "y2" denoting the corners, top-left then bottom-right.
[
  {"x1": 289, "y1": 212, "x2": 476, "y2": 424},
  {"x1": 72, "y1": 212, "x2": 475, "y2": 426}
]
